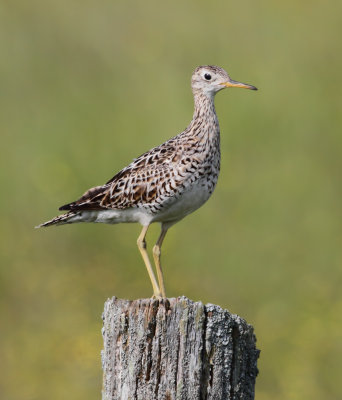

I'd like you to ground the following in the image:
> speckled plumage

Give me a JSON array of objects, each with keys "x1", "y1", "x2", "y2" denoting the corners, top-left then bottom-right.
[{"x1": 37, "y1": 65, "x2": 257, "y2": 297}]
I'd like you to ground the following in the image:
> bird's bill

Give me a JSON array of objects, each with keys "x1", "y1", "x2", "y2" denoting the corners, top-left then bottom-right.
[{"x1": 221, "y1": 79, "x2": 257, "y2": 90}]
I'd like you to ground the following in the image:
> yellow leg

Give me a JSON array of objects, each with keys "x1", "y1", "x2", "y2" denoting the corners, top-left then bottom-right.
[
  {"x1": 137, "y1": 225, "x2": 161, "y2": 298},
  {"x1": 152, "y1": 225, "x2": 168, "y2": 298}
]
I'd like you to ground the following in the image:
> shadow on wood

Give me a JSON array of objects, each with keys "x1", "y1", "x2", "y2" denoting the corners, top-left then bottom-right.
[{"x1": 102, "y1": 296, "x2": 259, "y2": 400}]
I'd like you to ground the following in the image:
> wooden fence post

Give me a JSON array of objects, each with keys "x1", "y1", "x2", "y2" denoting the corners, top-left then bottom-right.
[{"x1": 101, "y1": 296, "x2": 259, "y2": 400}]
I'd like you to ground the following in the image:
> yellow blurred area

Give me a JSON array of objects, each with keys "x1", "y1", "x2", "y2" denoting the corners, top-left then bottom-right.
[{"x1": 1, "y1": 1, "x2": 341, "y2": 399}]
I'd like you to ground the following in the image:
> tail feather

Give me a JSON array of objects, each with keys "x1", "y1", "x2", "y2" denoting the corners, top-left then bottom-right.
[{"x1": 35, "y1": 212, "x2": 78, "y2": 228}]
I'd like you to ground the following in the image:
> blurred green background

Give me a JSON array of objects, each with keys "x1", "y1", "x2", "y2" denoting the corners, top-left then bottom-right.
[{"x1": 1, "y1": 0, "x2": 341, "y2": 399}]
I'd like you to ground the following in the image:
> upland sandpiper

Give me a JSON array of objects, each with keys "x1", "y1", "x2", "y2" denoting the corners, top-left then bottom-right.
[{"x1": 37, "y1": 65, "x2": 257, "y2": 298}]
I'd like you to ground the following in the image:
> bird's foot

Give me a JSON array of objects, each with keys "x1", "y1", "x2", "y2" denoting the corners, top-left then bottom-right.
[{"x1": 151, "y1": 293, "x2": 166, "y2": 301}]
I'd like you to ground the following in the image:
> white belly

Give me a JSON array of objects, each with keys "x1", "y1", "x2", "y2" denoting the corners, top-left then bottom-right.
[
  {"x1": 152, "y1": 182, "x2": 213, "y2": 224},
  {"x1": 70, "y1": 208, "x2": 153, "y2": 226}
]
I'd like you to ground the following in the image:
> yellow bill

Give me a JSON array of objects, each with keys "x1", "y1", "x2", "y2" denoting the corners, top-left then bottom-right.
[{"x1": 221, "y1": 79, "x2": 257, "y2": 90}]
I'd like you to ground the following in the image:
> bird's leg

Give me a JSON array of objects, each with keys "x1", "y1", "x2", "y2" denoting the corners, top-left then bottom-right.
[
  {"x1": 137, "y1": 225, "x2": 161, "y2": 298},
  {"x1": 152, "y1": 225, "x2": 168, "y2": 298}
]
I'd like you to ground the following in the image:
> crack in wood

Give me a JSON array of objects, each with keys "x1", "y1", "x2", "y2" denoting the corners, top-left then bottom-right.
[{"x1": 229, "y1": 324, "x2": 239, "y2": 400}]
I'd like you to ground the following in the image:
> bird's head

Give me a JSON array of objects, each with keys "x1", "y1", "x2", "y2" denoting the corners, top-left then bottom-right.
[{"x1": 191, "y1": 65, "x2": 257, "y2": 98}]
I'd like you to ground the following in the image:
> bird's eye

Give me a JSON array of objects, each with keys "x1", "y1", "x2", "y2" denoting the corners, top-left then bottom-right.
[{"x1": 204, "y1": 73, "x2": 212, "y2": 81}]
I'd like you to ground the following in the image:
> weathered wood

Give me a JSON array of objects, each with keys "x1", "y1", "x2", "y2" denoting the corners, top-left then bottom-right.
[{"x1": 101, "y1": 296, "x2": 259, "y2": 400}]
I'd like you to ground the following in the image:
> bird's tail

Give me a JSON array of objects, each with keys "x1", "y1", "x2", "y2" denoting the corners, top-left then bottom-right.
[{"x1": 35, "y1": 212, "x2": 79, "y2": 228}]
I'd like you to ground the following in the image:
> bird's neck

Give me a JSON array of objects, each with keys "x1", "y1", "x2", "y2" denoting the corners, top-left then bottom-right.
[
  {"x1": 187, "y1": 91, "x2": 220, "y2": 137},
  {"x1": 192, "y1": 91, "x2": 217, "y2": 119}
]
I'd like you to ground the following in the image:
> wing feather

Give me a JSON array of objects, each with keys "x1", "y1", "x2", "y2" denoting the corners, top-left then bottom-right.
[{"x1": 59, "y1": 138, "x2": 183, "y2": 211}]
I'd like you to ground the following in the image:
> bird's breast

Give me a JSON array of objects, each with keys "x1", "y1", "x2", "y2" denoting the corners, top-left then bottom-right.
[{"x1": 150, "y1": 153, "x2": 220, "y2": 224}]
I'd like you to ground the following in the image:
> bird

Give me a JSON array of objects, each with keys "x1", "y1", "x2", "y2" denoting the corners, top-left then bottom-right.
[{"x1": 37, "y1": 65, "x2": 257, "y2": 299}]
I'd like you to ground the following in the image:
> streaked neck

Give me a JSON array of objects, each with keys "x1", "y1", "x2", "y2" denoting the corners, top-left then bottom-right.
[{"x1": 188, "y1": 91, "x2": 219, "y2": 134}]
